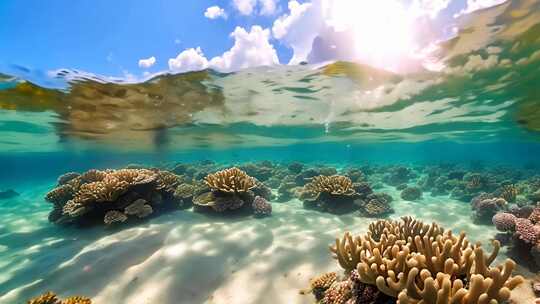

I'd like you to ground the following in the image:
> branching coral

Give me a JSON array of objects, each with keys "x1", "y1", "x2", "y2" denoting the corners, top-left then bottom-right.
[
  {"x1": 356, "y1": 194, "x2": 394, "y2": 217},
  {"x1": 155, "y1": 170, "x2": 182, "y2": 193},
  {"x1": 27, "y1": 291, "x2": 60, "y2": 304},
  {"x1": 79, "y1": 169, "x2": 108, "y2": 183},
  {"x1": 300, "y1": 272, "x2": 338, "y2": 300},
  {"x1": 499, "y1": 184, "x2": 519, "y2": 203},
  {"x1": 204, "y1": 167, "x2": 256, "y2": 193},
  {"x1": 45, "y1": 184, "x2": 75, "y2": 206},
  {"x1": 466, "y1": 174, "x2": 484, "y2": 190},
  {"x1": 62, "y1": 297, "x2": 92, "y2": 304},
  {"x1": 328, "y1": 217, "x2": 524, "y2": 303},
  {"x1": 304, "y1": 175, "x2": 355, "y2": 198},
  {"x1": 111, "y1": 168, "x2": 156, "y2": 186},
  {"x1": 75, "y1": 175, "x2": 130, "y2": 204},
  {"x1": 529, "y1": 206, "x2": 540, "y2": 224},
  {"x1": 57, "y1": 172, "x2": 81, "y2": 186},
  {"x1": 27, "y1": 292, "x2": 92, "y2": 304}
]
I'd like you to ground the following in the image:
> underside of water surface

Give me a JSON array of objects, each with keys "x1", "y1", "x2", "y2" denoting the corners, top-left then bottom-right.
[{"x1": 2, "y1": 1, "x2": 540, "y2": 304}]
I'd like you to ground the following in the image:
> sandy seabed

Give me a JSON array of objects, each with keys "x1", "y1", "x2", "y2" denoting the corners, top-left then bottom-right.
[{"x1": 0, "y1": 181, "x2": 537, "y2": 304}]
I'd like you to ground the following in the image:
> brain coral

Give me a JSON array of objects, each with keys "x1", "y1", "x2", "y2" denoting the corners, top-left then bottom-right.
[
  {"x1": 492, "y1": 212, "x2": 517, "y2": 232},
  {"x1": 514, "y1": 218, "x2": 540, "y2": 244}
]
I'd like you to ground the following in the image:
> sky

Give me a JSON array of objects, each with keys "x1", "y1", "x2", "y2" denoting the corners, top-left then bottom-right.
[{"x1": 0, "y1": 0, "x2": 508, "y2": 78}]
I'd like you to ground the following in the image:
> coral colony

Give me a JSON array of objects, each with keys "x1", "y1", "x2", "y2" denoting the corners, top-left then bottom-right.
[{"x1": 29, "y1": 161, "x2": 540, "y2": 302}]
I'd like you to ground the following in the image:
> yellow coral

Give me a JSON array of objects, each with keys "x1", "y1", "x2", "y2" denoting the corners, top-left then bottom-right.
[
  {"x1": 500, "y1": 184, "x2": 518, "y2": 202},
  {"x1": 26, "y1": 292, "x2": 91, "y2": 304},
  {"x1": 300, "y1": 272, "x2": 338, "y2": 294},
  {"x1": 27, "y1": 291, "x2": 60, "y2": 304},
  {"x1": 329, "y1": 217, "x2": 524, "y2": 303},
  {"x1": 45, "y1": 184, "x2": 75, "y2": 206},
  {"x1": 79, "y1": 169, "x2": 108, "y2": 183},
  {"x1": 155, "y1": 171, "x2": 183, "y2": 193},
  {"x1": 110, "y1": 168, "x2": 156, "y2": 185},
  {"x1": 304, "y1": 175, "x2": 355, "y2": 198},
  {"x1": 76, "y1": 175, "x2": 130, "y2": 203},
  {"x1": 62, "y1": 296, "x2": 92, "y2": 304},
  {"x1": 204, "y1": 167, "x2": 256, "y2": 193}
]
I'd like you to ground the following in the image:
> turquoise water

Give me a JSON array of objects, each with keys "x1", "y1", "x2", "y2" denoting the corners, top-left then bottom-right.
[{"x1": 1, "y1": 2, "x2": 540, "y2": 304}]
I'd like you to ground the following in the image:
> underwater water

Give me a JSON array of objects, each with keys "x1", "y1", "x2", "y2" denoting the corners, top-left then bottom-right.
[{"x1": 1, "y1": 1, "x2": 540, "y2": 304}]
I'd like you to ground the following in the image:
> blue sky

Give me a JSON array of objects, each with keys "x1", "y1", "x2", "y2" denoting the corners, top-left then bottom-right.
[{"x1": 0, "y1": 0, "x2": 506, "y2": 78}]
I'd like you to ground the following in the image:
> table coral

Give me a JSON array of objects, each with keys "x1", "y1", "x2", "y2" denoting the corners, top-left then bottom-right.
[
  {"x1": 301, "y1": 175, "x2": 360, "y2": 214},
  {"x1": 45, "y1": 168, "x2": 187, "y2": 227}
]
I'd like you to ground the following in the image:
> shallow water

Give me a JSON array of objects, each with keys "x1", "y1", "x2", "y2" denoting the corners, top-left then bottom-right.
[{"x1": 1, "y1": 1, "x2": 540, "y2": 303}]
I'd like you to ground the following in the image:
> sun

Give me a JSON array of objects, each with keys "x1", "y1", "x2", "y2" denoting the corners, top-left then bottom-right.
[{"x1": 324, "y1": 0, "x2": 418, "y2": 72}]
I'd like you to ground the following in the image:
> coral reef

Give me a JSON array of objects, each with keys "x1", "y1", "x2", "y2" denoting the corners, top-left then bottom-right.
[
  {"x1": 400, "y1": 186, "x2": 422, "y2": 201},
  {"x1": 252, "y1": 195, "x2": 272, "y2": 217},
  {"x1": 287, "y1": 161, "x2": 304, "y2": 174},
  {"x1": 308, "y1": 217, "x2": 525, "y2": 304},
  {"x1": 471, "y1": 194, "x2": 507, "y2": 224},
  {"x1": 204, "y1": 167, "x2": 256, "y2": 193},
  {"x1": 45, "y1": 168, "x2": 189, "y2": 227},
  {"x1": 491, "y1": 204, "x2": 540, "y2": 271},
  {"x1": 193, "y1": 167, "x2": 271, "y2": 216},
  {"x1": 383, "y1": 166, "x2": 414, "y2": 186},
  {"x1": 27, "y1": 292, "x2": 91, "y2": 304},
  {"x1": 492, "y1": 212, "x2": 517, "y2": 232},
  {"x1": 302, "y1": 175, "x2": 358, "y2": 214},
  {"x1": 355, "y1": 193, "x2": 394, "y2": 217}
]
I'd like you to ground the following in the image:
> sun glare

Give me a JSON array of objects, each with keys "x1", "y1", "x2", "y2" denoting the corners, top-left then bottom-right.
[{"x1": 324, "y1": 0, "x2": 418, "y2": 72}]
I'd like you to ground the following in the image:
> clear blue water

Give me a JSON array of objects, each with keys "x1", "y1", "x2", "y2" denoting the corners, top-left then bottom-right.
[{"x1": 1, "y1": 1, "x2": 540, "y2": 303}]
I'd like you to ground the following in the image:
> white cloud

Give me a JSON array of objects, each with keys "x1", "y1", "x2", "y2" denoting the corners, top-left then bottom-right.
[
  {"x1": 233, "y1": 0, "x2": 277, "y2": 16},
  {"x1": 204, "y1": 6, "x2": 227, "y2": 19},
  {"x1": 138, "y1": 56, "x2": 156, "y2": 68},
  {"x1": 209, "y1": 26, "x2": 279, "y2": 72},
  {"x1": 271, "y1": 0, "x2": 452, "y2": 72},
  {"x1": 260, "y1": 0, "x2": 277, "y2": 15},
  {"x1": 168, "y1": 47, "x2": 209, "y2": 73},
  {"x1": 233, "y1": 0, "x2": 257, "y2": 15},
  {"x1": 272, "y1": 0, "x2": 323, "y2": 64},
  {"x1": 167, "y1": 26, "x2": 279, "y2": 73},
  {"x1": 455, "y1": 0, "x2": 507, "y2": 17}
]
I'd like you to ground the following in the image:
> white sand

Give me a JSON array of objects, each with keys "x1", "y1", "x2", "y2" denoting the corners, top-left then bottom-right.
[{"x1": 0, "y1": 183, "x2": 536, "y2": 303}]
